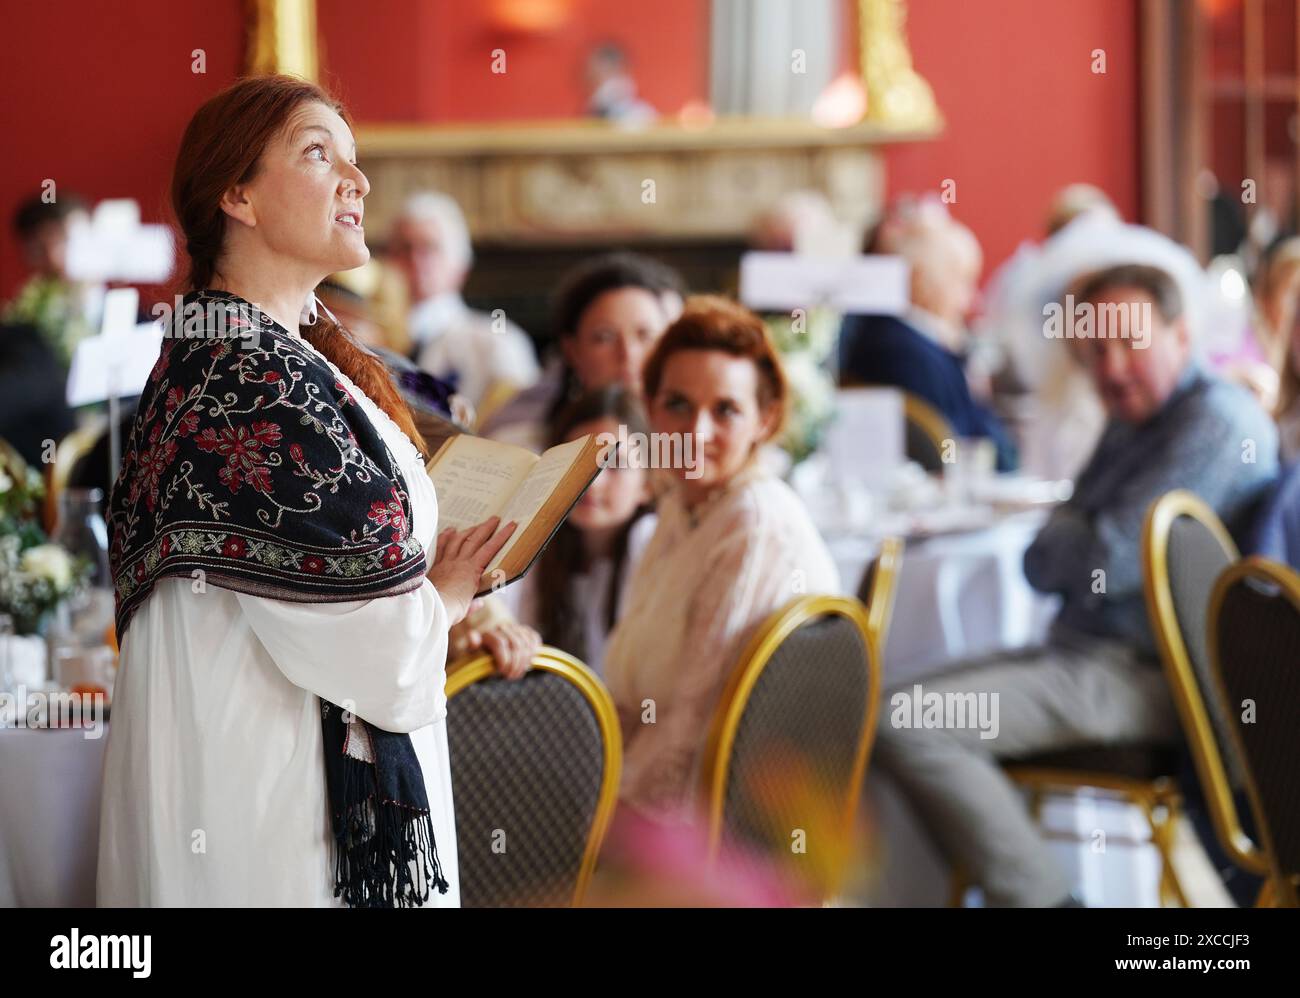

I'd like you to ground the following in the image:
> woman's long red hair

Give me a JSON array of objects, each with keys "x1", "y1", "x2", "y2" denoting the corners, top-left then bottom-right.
[{"x1": 170, "y1": 74, "x2": 425, "y2": 452}]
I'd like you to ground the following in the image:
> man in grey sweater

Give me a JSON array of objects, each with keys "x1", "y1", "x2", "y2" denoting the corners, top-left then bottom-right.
[{"x1": 874, "y1": 263, "x2": 1279, "y2": 907}]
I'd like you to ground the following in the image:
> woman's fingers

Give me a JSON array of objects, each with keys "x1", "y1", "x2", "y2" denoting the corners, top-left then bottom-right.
[
  {"x1": 508, "y1": 624, "x2": 539, "y2": 680},
  {"x1": 501, "y1": 629, "x2": 522, "y2": 679},
  {"x1": 433, "y1": 527, "x2": 456, "y2": 564},
  {"x1": 471, "y1": 520, "x2": 518, "y2": 570},
  {"x1": 439, "y1": 518, "x2": 493, "y2": 561},
  {"x1": 467, "y1": 516, "x2": 501, "y2": 546},
  {"x1": 485, "y1": 625, "x2": 526, "y2": 680}
]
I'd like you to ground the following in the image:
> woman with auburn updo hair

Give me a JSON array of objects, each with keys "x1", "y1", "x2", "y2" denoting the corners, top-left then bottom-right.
[
  {"x1": 602, "y1": 296, "x2": 840, "y2": 821},
  {"x1": 99, "y1": 75, "x2": 518, "y2": 907}
]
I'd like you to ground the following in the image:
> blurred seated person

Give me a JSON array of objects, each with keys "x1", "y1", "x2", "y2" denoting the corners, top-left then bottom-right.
[
  {"x1": 973, "y1": 186, "x2": 1119, "y2": 479},
  {"x1": 603, "y1": 297, "x2": 840, "y2": 821},
  {"x1": 874, "y1": 263, "x2": 1278, "y2": 907},
  {"x1": 3, "y1": 193, "x2": 103, "y2": 365},
  {"x1": 1244, "y1": 461, "x2": 1300, "y2": 570},
  {"x1": 496, "y1": 385, "x2": 656, "y2": 678},
  {"x1": 839, "y1": 196, "x2": 1018, "y2": 470},
  {"x1": 387, "y1": 191, "x2": 539, "y2": 413},
  {"x1": 750, "y1": 189, "x2": 851, "y2": 256},
  {"x1": 480, "y1": 251, "x2": 686, "y2": 453},
  {"x1": 1203, "y1": 235, "x2": 1300, "y2": 413},
  {"x1": 0, "y1": 320, "x2": 75, "y2": 467},
  {"x1": 1269, "y1": 241, "x2": 1300, "y2": 461}
]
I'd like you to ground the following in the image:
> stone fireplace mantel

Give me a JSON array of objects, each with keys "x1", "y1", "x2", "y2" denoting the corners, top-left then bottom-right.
[{"x1": 356, "y1": 117, "x2": 939, "y2": 248}]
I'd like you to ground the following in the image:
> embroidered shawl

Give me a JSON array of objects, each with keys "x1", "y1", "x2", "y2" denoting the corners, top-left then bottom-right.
[{"x1": 108, "y1": 290, "x2": 429, "y2": 635}]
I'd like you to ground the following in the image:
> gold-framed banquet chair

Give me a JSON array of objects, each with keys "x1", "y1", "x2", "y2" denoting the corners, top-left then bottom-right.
[
  {"x1": 444, "y1": 647, "x2": 621, "y2": 907},
  {"x1": 698, "y1": 594, "x2": 880, "y2": 904},
  {"x1": 1208, "y1": 557, "x2": 1300, "y2": 908}
]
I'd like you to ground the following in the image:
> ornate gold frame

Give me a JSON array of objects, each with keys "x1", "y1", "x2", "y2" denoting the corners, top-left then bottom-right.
[
  {"x1": 696, "y1": 594, "x2": 879, "y2": 891},
  {"x1": 244, "y1": 0, "x2": 318, "y2": 80},
  {"x1": 859, "y1": 0, "x2": 942, "y2": 130},
  {"x1": 445, "y1": 646, "x2": 622, "y2": 907},
  {"x1": 1140, "y1": 489, "x2": 1269, "y2": 878},
  {"x1": 1207, "y1": 556, "x2": 1300, "y2": 908}
]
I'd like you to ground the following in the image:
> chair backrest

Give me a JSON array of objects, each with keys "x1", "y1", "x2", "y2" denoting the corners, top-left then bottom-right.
[
  {"x1": 1209, "y1": 558, "x2": 1300, "y2": 906},
  {"x1": 857, "y1": 537, "x2": 905, "y2": 660},
  {"x1": 445, "y1": 648, "x2": 620, "y2": 907},
  {"x1": 1142, "y1": 489, "x2": 1265, "y2": 875},
  {"x1": 902, "y1": 393, "x2": 953, "y2": 472},
  {"x1": 699, "y1": 595, "x2": 878, "y2": 899}
]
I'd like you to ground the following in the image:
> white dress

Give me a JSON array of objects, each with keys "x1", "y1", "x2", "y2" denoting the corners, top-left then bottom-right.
[{"x1": 97, "y1": 338, "x2": 459, "y2": 907}]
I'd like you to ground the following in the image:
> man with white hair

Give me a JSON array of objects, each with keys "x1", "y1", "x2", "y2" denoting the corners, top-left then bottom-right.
[
  {"x1": 388, "y1": 191, "x2": 539, "y2": 415},
  {"x1": 840, "y1": 198, "x2": 1018, "y2": 470}
]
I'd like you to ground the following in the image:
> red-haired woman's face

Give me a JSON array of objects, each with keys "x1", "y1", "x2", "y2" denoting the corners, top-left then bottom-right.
[
  {"x1": 220, "y1": 101, "x2": 370, "y2": 277},
  {"x1": 649, "y1": 349, "x2": 777, "y2": 500}
]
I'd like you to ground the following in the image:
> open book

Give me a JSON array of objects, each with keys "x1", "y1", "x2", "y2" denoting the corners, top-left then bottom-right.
[{"x1": 426, "y1": 433, "x2": 606, "y2": 595}]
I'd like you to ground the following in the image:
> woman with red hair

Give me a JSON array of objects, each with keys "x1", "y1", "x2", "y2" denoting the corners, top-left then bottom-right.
[
  {"x1": 99, "y1": 76, "x2": 516, "y2": 907},
  {"x1": 603, "y1": 296, "x2": 840, "y2": 821}
]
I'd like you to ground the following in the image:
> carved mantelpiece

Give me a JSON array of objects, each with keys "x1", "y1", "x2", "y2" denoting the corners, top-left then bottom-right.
[{"x1": 356, "y1": 118, "x2": 936, "y2": 248}]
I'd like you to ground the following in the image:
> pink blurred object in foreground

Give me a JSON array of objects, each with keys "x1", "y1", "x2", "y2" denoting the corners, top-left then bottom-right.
[{"x1": 585, "y1": 805, "x2": 813, "y2": 908}]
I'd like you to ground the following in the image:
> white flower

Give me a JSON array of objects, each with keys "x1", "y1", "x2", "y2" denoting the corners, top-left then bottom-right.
[
  {"x1": 19, "y1": 544, "x2": 74, "y2": 590},
  {"x1": 0, "y1": 468, "x2": 11, "y2": 494}
]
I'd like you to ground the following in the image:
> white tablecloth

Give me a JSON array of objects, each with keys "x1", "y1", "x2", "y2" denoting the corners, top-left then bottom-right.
[
  {"x1": 0, "y1": 726, "x2": 106, "y2": 907},
  {"x1": 828, "y1": 509, "x2": 1060, "y2": 682}
]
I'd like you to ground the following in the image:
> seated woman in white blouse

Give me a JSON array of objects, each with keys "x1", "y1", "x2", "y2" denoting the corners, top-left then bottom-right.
[
  {"x1": 603, "y1": 296, "x2": 840, "y2": 821},
  {"x1": 99, "y1": 76, "x2": 521, "y2": 908},
  {"x1": 495, "y1": 384, "x2": 656, "y2": 678}
]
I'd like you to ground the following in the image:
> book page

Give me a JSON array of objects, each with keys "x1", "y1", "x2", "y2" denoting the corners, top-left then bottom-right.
[
  {"x1": 429, "y1": 436, "x2": 538, "y2": 532},
  {"x1": 487, "y1": 436, "x2": 590, "y2": 571}
]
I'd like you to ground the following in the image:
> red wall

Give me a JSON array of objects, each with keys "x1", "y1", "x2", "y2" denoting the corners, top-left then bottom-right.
[
  {"x1": 1, "y1": 0, "x2": 1139, "y2": 302},
  {"x1": 1, "y1": 0, "x2": 245, "y2": 301},
  {"x1": 887, "y1": 0, "x2": 1140, "y2": 275}
]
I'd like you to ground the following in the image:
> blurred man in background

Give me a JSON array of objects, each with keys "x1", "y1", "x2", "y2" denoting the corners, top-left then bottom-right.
[{"x1": 387, "y1": 191, "x2": 539, "y2": 417}]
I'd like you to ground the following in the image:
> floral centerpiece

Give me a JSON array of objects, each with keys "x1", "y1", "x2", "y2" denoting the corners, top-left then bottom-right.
[
  {"x1": 1, "y1": 275, "x2": 94, "y2": 366},
  {"x1": 0, "y1": 450, "x2": 88, "y2": 636},
  {"x1": 761, "y1": 306, "x2": 839, "y2": 467}
]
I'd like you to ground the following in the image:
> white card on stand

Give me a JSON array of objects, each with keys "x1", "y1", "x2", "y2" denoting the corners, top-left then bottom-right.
[
  {"x1": 738, "y1": 251, "x2": 911, "y2": 314},
  {"x1": 824, "y1": 386, "x2": 905, "y2": 488},
  {"x1": 65, "y1": 198, "x2": 174, "y2": 284},
  {"x1": 66, "y1": 288, "x2": 164, "y2": 407}
]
